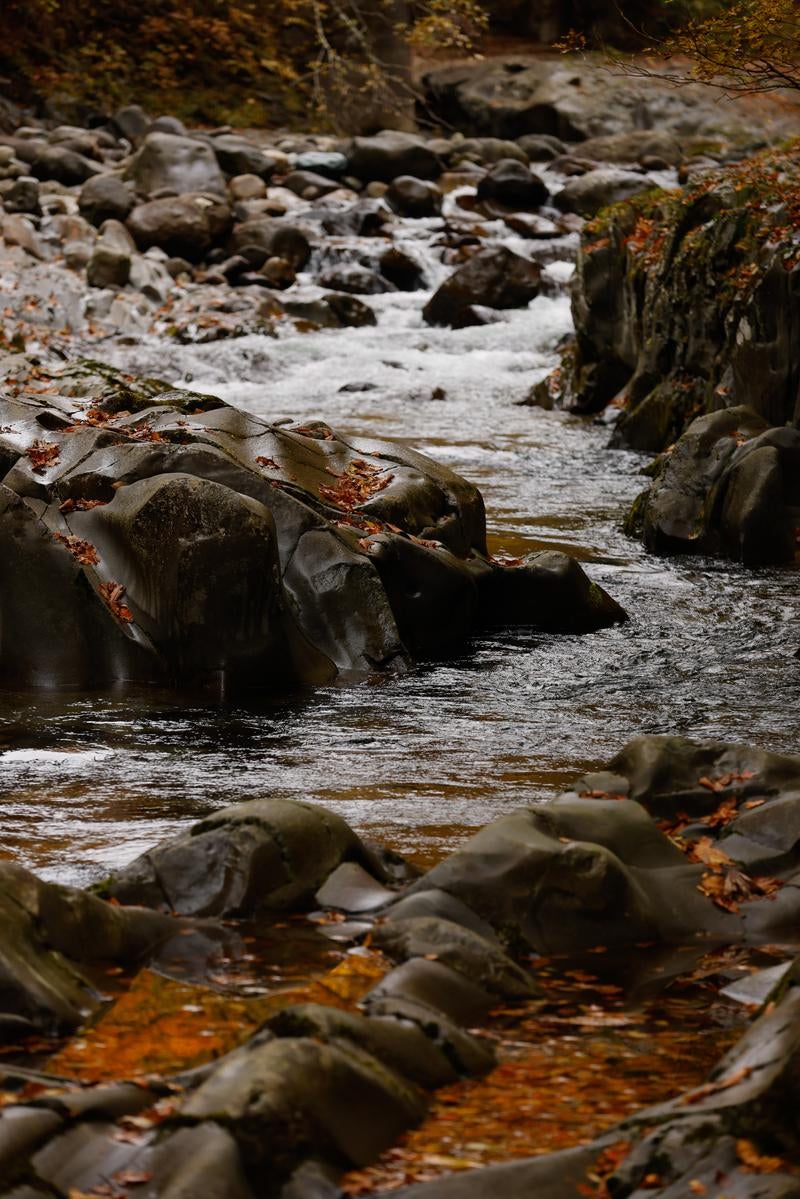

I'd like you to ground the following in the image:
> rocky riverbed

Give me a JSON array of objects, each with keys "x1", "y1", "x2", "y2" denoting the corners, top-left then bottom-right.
[{"x1": 0, "y1": 51, "x2": 799, "y2": 1199}]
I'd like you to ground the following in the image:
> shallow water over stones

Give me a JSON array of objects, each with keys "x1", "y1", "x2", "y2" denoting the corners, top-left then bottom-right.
[{"x1": 0, "y1": 213, "x2": 798, "y2": 887}]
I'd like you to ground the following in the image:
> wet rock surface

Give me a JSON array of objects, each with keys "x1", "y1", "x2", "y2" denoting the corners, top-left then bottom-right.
[
  {"x1": 0, "y1": 356, "x2": 624, "y2": 692},
  {"x1": 1, "y1": 737, "x2": 799, "y2": 1196}
]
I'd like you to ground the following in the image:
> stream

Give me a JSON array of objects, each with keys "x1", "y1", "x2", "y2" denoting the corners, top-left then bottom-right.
[{"x1": 0, "y1": 187, "x2": 798, "y2": 888}]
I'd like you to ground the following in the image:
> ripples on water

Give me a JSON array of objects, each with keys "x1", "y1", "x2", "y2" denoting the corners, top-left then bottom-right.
[{"x1": 1, "y1": 203, "x2": 797, "y2": 885}]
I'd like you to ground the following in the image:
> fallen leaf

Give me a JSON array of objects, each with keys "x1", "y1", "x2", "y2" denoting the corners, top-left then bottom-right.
[
  {"x1": 54, "y1": 533, "x2": 99, "y2": 566},
  {"x1": 27, "y1": 440, "x2": 60, "y2": 472},
  {"x1": 98, "y1": 581, "x2": 133, "y2": 623}
]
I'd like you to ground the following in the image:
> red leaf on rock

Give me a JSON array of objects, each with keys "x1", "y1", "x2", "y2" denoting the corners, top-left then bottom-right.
[
  {"x1": 27, "y1": 440, "x2": 60, "y2": 472},
  {"x1": 98, "y1": 581, "x2": 133, "y2": 623},
  {"x1": 53, "y1": 533, "x2": 99, "y2": 566}
]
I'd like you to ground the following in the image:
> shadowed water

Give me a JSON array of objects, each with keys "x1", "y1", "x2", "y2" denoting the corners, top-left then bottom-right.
[{"x1": 0, "y1": 206, "x2": 797, "y2": 886}]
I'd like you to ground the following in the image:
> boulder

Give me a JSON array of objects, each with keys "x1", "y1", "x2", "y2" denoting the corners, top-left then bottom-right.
[
  {"x1": 86, "y1": 219, "x2": 135, "y2": 288},
  {"x1": 0, "y1": 860, "x2": 175, "y2": 1035},
  {"x1": 31, "y1": 145, "x2": 99, "y2": 186},
  {"x1": 423, "y1": 246, "x2": 541, "y2": 327},
  {"x1": 577, "y1": 129, "x2": 682, "y2": 166},
  {"x1": 516, "y1": 133, "x2": 566, "y2": 161},
  {"x1": 124, "y1": 132, "x2": 226, "y2": 197},
  {"x1": 282, "y1": 293, "x2": 377, "y2": 328},
  {"x1": 294, "y1": 150, "x2": 348, "y2": 179},
  {"x1": 283, "y1": 169, "x2": 341, "y2": 199},
  {"x1": 554, "y1": 168, "x2": 657, "y2": 217},
  {"x1": 1, "y1": 177, "x2": 40, "y2": 216},
  {"x1": 210, "y1": 134, "x2": 276, "y2": 180},
  {"x1": 126, "y1": 194, "x2": 232, "y2": 261},
  {"x1": 317, "y1": 264, "x2": 392, "y2": 295},
  {"x1": 182, "y1": 1033, "x2": 426, "y2": 1176},
  {"x1": 626, "y1": 406, "x2": 800, "y2": 564},
  {"x1": 229, "y1": 218, "x2": 311, "y2": 269},
  {"x1": 100, "y1": 797, "x2": 366, "y2": 916},
  {"x1": 78, "y1": 175, "x2": 135, "y2": 226},
  {"x1": 552, "y1": 145, "x2": 800, "y2": 457},
  {"x1": 112, "y1": 103, "x2": 150, "y2": 145},
  {"x1": 477, "y1": 550, "x2": 627, "y2": 631},
  {"x1": 385, "y1": 176, "x2": 443, "y2": 218},
  {"x1": 347, "y1": 132, "x2": 441, "y2": 182},
  {"x1": 0, "y1": 360, "x2": 624, "y2": 691},
  {"x1": 476, "y1": 159, "x2": 549, "y2": 210}
]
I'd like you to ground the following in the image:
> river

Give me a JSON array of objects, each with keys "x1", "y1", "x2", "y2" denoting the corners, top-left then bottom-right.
[{"x1": 1, "y1": 186, "x2": 797, "y2": 887}]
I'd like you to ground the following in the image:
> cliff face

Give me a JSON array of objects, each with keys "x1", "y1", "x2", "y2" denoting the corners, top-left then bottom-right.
[{"x1": 556, "y1": 144, "x2": 800, "y2": 453}]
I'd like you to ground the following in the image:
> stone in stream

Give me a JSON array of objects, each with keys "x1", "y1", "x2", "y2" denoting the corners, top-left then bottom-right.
[
  {"x1": 625, "y1": 405, "x2": 800, "y2": 566},
  {"x1": 78, "y1": 174, "x2": 136, "y2": 226},
  {"x1": 553, "y1": 167, "x2": 658, "y2": 218},
  {"x1": 0, "y1": 861, "x2": 179, "y2": 1035},
  {"x1": 124, "y1": 131, "x2": 227, "y2": 197},
  {"x1": 126, "y1": 193, "x2": 232, "y2": 261},
  {"x1": 385, "y1": 176, "x2": 443, "y2": 219},
  {"x1": 346, "y1": 131, "x2": 442, "y2": 183},
  {"x1": 395, "y1": 734, "x2": 800, "y2": 953},
  {"x1": 475, "y1": 158, "x2": 549, "y2": 211},
  {"x1": 423, "y1": 245, "x2": 542, "y2": 328},
  {"x1": 0, "y1": 358, "x2": 625, "y2": 692},
  {"x1": 99, "y1": 797, "x2": 368, "y2": 917}
]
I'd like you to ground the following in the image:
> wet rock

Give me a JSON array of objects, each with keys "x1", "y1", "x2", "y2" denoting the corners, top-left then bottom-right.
[
  {"x1": 126, "y1": 193, "x2": 232, "y2": 261},
  {"x1": 315, "y1": 862, "x2": 395, "y2": 913},
  {"x1": 390, "y1": 1144, "x2": 603, "y2": 1198},
  {"x1": 554, "y1": 167, "x2": 658, "y2": 217},
  {"x1": 283, "y1": 169, "x2": 341, "y2": 199},
  {"x1": 282, "y1": 293, "x2": 377, "y2": 329},
  {"x1": 317, "y1": 264, "x2": 393, "y2": 295},
  {"x1": 347, "y1": 132, "x2": 441, "y2": 183},
  {"x1": 555, "y1": 146, "x2": 800, "y2": 455},
  {"x1": 423, "y1": 57, "x2": 783, "y2": 145},
  {"x1": 0, "y1": 360, "x2": 624, "y2": 690},
  {"x1": 319, "y1": 197, "x2": 392, "y2": 237},
  {"x1": 229, "y1": 217, "x2": 311, "y2": 269},
  {"x1": 182, "y1": 1033, "x2": 426, "y2": 1176},
  {"x1": 423, "y1": 246, "x2": 541, "y2": 327},
  {"x1": 364, "y1": 958, "x2": 497, "y2": 1024},
  {"x1": 86, "y1": 219, "x2": 135, "y2": 288},
  {"x1": 450, "y1": 137, "x2": 528, "y2": 166},
  {"x1": 627, "y1": 406, "x2": 800, "y2": 565},
  {"x1": 228, "y1": 173, "x2": 267, "y2": 202},
  {"x1": 475, "y1": 159, "x2": 549, "y2": 210},
  {"x1": 125, "y1": 132, "x2": 226, "y2": 197},
  {"x1": 380, "y1": 246, "x2": 425, "y2": 291},
  {"x1": 112, "y1": 103, "x2": 150, "y2": 146},
  {"x1": 386, "y1": 176, "x2": 443, "y2": 218},
  {"x1": 372, "y1": 916, "x2": 534, "y2": 998},
  {"x1": 0, "y1": 1106, "x2": 63, "y2": 1174},
  {"x1": 101, "y1": 797, "x2": 366, "y2": 916},
  {"x1": 0, "y1": 860, "x2": 175, "y2": 1034},
  {"x1": 478, "y1": 550, "x2": 627, "y2": 631},
  {"x1": 266, "y1": 1002, "x2": 483, "y2": 1089},
  {"x1": 1, "y1": 214, "x2": 46, "y2": 259},
  {"x1": 78, "y1": 174, "x2": 135, "y2": 226}
]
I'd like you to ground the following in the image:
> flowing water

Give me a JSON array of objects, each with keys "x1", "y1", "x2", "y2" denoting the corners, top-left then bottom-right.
[{"x1": 1, "y1": 188, "x2": 798, "y2": 886}]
